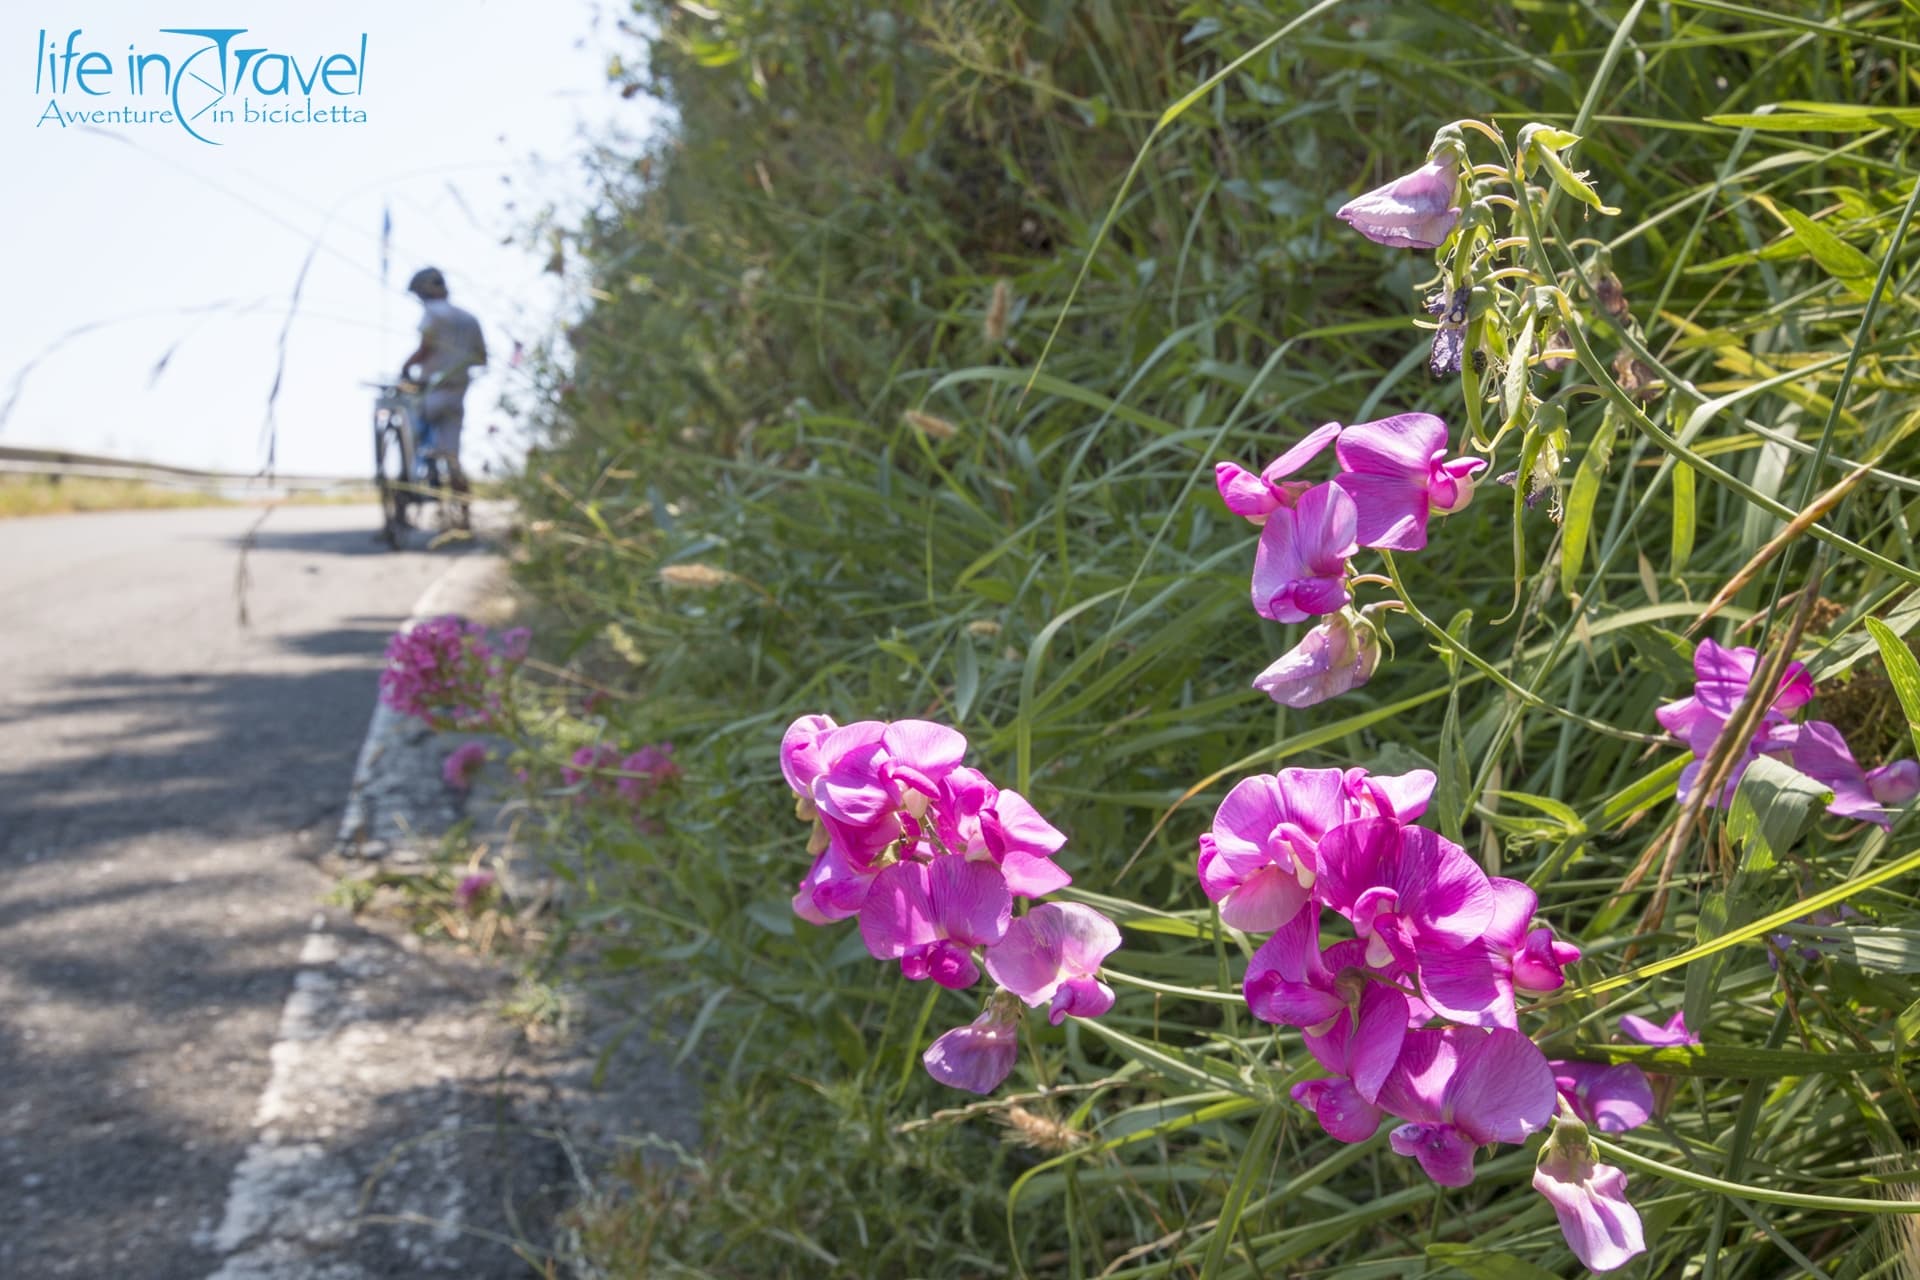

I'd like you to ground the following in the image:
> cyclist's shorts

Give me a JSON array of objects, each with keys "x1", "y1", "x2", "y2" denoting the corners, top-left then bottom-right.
[{"x1": 420, "y1": 389, "x2": 465, "y2": 460}]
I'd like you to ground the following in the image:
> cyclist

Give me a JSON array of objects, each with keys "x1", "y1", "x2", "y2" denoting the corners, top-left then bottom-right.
[{"x1": 397, "y1": 266, "x2": 488, "y2": 529}]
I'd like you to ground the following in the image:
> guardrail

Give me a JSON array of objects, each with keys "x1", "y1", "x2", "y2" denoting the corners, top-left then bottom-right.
[{"x1": 0, "y1": 445, "x2": 366, "y2": 494}]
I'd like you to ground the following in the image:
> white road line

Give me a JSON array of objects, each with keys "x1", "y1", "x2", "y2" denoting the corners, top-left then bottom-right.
[{"x1": 204, "y1": 552, "x2": 502, "y2": 1279}]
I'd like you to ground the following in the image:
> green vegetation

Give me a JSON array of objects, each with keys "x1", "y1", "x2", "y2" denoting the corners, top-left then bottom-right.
[{"x1": 502, "y1": 2, "x2": 1920, "y2": 1275}]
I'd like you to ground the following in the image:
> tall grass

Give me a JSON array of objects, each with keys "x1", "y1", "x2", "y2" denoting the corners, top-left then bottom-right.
[{"x1": 509, "y1": 2, "x2": 1920, "y2": 1274}]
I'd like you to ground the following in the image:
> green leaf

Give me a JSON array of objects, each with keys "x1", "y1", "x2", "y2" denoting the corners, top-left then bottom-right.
[
  {"x1": 1761, "y1": 198, "x2": 1879, "y2": 297},
  {"x1": 1670, "y1": 459, "x2": 1696, "y2": 575},
  {"x1": 1426, "y1": 1243, "x2": 1562, "y2": 1280},
  {"x1": 1865, "y1": 617, "x2": 1920, "y2": 759},
  {"x1": 952, "y1": 633, "x2": 980, "y2": 721},
  {"x1": 1591, "y1": 1042, "x2": 1907, "y2": 1078},
  {"x1": 1561, "y1": 409, "x2": 1618, "y2": 596},
  {"x1": 1708, "y1": 105, "x2": 1920, "y2": 132},
  {"x1": 1726, "y1": 754, "x2": 1831, "y2": 878}
]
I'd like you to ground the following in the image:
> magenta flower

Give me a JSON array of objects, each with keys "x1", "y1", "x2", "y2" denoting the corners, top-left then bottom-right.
[
  {"x1": 1379, "y1": 1026, "x2": 1557, "y2": 1186},
  {"x1": 453, "y1": 871, "x2": 496, "y2": 912},
  {"x1": 1250, "y1": 482, "x2": 1357, "y2": 623},
  {"x1": 1418, "y1": 876, "x2": 1577, "y2": 1029},
  {"x1": 1619, "y1": 1009, "x2": 1698, "y2": 1048},
  {"x1": 1656, "y1": 638, "x2": 1814, "y2": 804},
  {"x1": 1551, "y1": 1061, "x2": 1653, "y2": 1133},
  {"x1": 1870, "y1": 758, "x2": 1920, "y2": 806},
  {"x1": 1251, "y1": 609, "x2": 1381, "y2": 708},
  {"x1": 1198, "y1": 767, "x2": 1351, "y2": 931},
  {"x1": 441, "y1": 742, "x2": 488, "y2": 791},
  {"x1": 378, "y1": 615, "x2": 505, "y2": 729},
  {"x1": 1214, "y1": 423, "x2": 1341, "y2": 525},
  {"x1": 1341, "y1": 767, "x2": 1437, "y2": 825},
  {"x1": 1773, "y1": 720, "x2": 1908, "y2": 826},
  {"x1": 1533, "y1": 1120, "x2": 1646, "y2": 1272},
  {"x1": 563, "y1": 742, "x2": 622, "y2": 789},
  {"x1": 1315, "y1": 819, "x2": 1496, "y2": 972},
  {"x1": 1335, "y1": 157, "x2": 1462, "y2": 250},
  {"x1": 858, "y1": 856, "x2": 1012, "y2": 989},
  {"x1": 495, "y1": 627, "x2": 531, "y2": 662},
  {"x1": 923, "y1": 993, "x2": 1023, "y2": 1094},
  {"x1": 1331, "y1": 413, "x2": 1485, "y2": 552},
  {"x1": 930, "y1": 767, "x2": 1073, "y2": 898},
  {"x1": 985, "y1": 902, "x2": 1121, "y2": 1023},
  {"x1": 616, "y1": 742, "x2": 680, "y2": 803}
]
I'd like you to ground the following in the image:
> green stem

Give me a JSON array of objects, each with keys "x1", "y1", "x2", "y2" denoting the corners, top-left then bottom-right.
[{"x1": 1592, "y1": 1135, "x2": 1920, "y2": 1214}]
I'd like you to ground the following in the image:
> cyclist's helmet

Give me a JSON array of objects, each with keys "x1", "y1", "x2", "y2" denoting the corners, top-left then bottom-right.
[{"x1": 407, "y1": 266, "x2": 448, "y2": 299}]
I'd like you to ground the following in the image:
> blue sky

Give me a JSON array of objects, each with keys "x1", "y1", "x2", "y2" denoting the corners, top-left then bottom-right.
[{"x1": 3, "y1": 1, "x2": 660, "y2": 478}]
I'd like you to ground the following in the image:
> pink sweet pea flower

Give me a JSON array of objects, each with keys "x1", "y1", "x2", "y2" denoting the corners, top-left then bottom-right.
[
  {"x1": 1214, "y1": 423, "x2": 1341, "y2": 525},
  {"x1": 1341, "y1": 766, "x2": 1437, "y2": 824},
  {"x1": 985, "y1": 902, "x2": 1121, "y2": 1023},
  {"x1": 1250, "y1": 481, "x2": 1357, "y2": 623},
  {"x1": 923, "y1": 992, "x2": 1024, "y2": 1094},
  {"x1": 1198, "y1": 767, "x2": 1351, "y2": 932},
  {"x1": 1619, "y1": 1010, "x2": 1698, "y2": 1048},
  {"x1": 1870, "y1": 759, "x2": 1920, "y2": 806},
  {"x1": 1251, "y1": 609, "x2": 1381, "y2": 708},
  {"x1": 441, "y1": 742, "x2": 488, "y2": 791},
  {"x1": 1772, "y1": 720, "x2": 1902, "y2": 826},
  {"x1": 1533, "y1": 1119, "x2": 1646, "y2": 1272},
  {"x1": 1550, "y1": 1061, "x2": 1654, "y2": 1133},
  {"x1": 1335, "y1": 157, "x2": 1462, "y2": 250},
  {"x1": 1315, "y1": 819, "x2": 1496, "y2": 972},
  {"x1": 859, "y1": 856, "x2": 1012, "y2": 989},
  {"x1": 1418, "y1": 877, "x2": 1578, "y2": 1030},
  {"x1": 931, "y1": 768, "x2": 1074, "y2": 898},
  {"x1": 1331, "y1": 413, "x2": 1485, "y2": 552},
  {"x1": 1656, "y1": 639, "x2": 1815, "y2": 806},
  {"x1": 1379, "y1": 1026, "x2": 1558, "y2": 1187}
]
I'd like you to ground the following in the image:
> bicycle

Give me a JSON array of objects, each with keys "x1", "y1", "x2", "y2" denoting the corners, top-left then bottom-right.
[{"x1": 365, "y1": 381, "x2": 444, "y2": 548}]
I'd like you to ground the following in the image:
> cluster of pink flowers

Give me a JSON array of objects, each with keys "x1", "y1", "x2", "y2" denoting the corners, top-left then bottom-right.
[
  {"x1": 564, "y1": 740, "x2": 681, "y2": 806},
  {"x1": 1203, "y1": 761, "x2": 1646, "y2": 1270},
  {"x1": 1217, "y1": 415, "x2": 1483, "y2": 709},
  {"x1": 441, "y1": 741, "x2": 490, "y2": 791},
  {"x1": 1656, "y1": 638, "x2": 1918, "y2": 824},
  {"x1": 781, "y1": 714, "x2": 1121, "y2": 1094},
  {"x1": 378, "y1": 616, "x2": 529, "y2": 730}
]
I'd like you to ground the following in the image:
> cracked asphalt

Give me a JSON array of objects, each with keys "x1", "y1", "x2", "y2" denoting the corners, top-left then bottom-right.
[{"x1": 0, "y1": 503, "x2": 551, "y2": 1278}]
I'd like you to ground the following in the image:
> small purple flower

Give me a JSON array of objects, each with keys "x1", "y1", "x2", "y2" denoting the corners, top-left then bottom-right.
[
  {"x1": 984, "y1": 902, "x2": 1121, "y2": 1023},
  {"x1": 859, "y1": 856, "x2": 1012, "y2": 989},
  {"x1": 1619, "y1": 1009, "x2": 1698, "y2": 1048},
  {"x1": 1335, "y1": 157, "x2": 1462, "y2": 250},
  {"x1": 563, "y1": 742, "x2": 622, "y2": 789},
  {"x1": 454, "y1": 871, "x2": 496, "y2": 912},
  {"x1": 1331, "y1": 414, "x2": 1485, "y2": 552},
  {"x1": 1214, "y1": 424, "x2": 1341, "y2": 525},
  {"x1": 1250, "y1": 481, "x2": 1358, "y2": 623},
  {"x1": 1551, "y1": 1061, "x2": 1654, "y2": 1133},
  {"x1": 441, "y1": 742, "x2": 488, "y2": 791},
  {"x1": 1251, "y1": 609, "x2": 1381, "y2": 708},
  {"x1": 495, "y1": 627, "x2": 532, "y2": 662},
  {"x1": 1533, "y1": 1119, "x2": 1646, "y2": 1272},
  {"x1": 923, "y1": 992, "x2": 1022, "y2": 1094}
]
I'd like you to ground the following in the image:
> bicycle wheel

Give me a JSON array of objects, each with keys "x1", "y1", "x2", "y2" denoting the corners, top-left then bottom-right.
[{"x1": 374, "y1": 416, "x2": 414, "y2": 549}]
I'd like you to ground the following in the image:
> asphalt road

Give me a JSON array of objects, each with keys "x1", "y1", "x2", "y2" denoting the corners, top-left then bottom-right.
[{"x1": 0, "y1": 504, "x2": 474, "y2": 1277}]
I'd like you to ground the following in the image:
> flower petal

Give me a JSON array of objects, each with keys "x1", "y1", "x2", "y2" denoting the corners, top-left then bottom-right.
[
  {"x1": 1445, "y1": 1027, "x2": 1556, "y2": 1145},
  {"x1": 858, "y1": 861, "x2": 936, "y2": 959},
  {"x1": 927, "y1": 855, "x2": 1012, "y2": 947}
]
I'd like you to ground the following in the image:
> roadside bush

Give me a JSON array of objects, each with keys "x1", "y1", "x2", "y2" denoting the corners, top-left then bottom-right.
[{"x1": 499, "y1": 2, "x2": 1920, "y2": 1274}]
